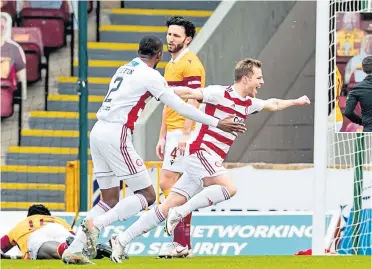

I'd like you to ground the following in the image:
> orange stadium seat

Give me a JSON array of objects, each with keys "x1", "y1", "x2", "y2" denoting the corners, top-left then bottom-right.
[{"x1": 12, "y1": 27, "x2": 44, "y2": 83}]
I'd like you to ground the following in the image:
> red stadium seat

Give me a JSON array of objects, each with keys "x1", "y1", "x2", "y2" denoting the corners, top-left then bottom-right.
[
  {"x1": 361, "y1": 19, "x2": 372, "y2": 33},
  {"x1": 12, "y1": 27, "x2": 44, "y2": 83},
  {"x1": 336, "y1": 62, "x2": 347, "y2": 79},
  {"x1": 1, "y1": 79, "x2": 15, "y2": 118},
  {"x1": 1, "y1": 78, "x2": 16, "y2": 118},
  {"x1": 19, "y1": 1, "x2": 70, "y2": 50},
  {"x1": 0, "y1": 1, "x2": 17, "y2": 24}
]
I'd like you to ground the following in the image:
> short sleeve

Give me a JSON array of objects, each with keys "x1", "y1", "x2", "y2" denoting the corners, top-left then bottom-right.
[
  {"x1": 145, "y1": 71, "x2": 169, "y2": 100},
  {"x1": 183, "y1": 63, "x2": 205, "y2": 88},
  {"x1": 247, "y1": 98, "x2": 265, "y2": 114},
  {"x1": 6, "y1": 226, "x2": 17, "y2": 248},
  {"x1": 201, "y1": 85, "x2": 224, "y2": 105}
]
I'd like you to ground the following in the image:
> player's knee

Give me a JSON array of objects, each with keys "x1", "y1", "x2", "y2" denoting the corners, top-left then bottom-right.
[
  {"x1": 223, "y1": 183, "x2": 237, "y2": 198},
  {"x1": 101, "y1": 187, "x2": 120, "y2": 208},
  {"x1": 229, "y1": 184, "x2": 237, "y2": 197},
  {"x1": 159, "y1": 171, "x2": 180, "y2": 191}
]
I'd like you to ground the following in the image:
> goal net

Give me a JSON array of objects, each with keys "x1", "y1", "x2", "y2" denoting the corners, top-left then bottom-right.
[{"x1": 327, "y1": 0, "x2": 372, "y2": 255}]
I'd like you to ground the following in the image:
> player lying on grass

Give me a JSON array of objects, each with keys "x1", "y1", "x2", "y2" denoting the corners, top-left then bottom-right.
[
  {"x1": 0, "y1": 204, "x2": 111, "y2": 260},
  {"x1": 82, "y1": 58, "x2": 311, "y2": 263},
  {"x1": 62, "y1": 35, "x2": 246, "y2": 265}
]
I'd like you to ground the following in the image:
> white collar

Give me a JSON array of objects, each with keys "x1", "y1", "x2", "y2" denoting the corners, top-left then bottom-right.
[
  {"x1": 231, "y1": 85, "x2": 247, "y2": 100},
  {"x1": 170, "y1": 48, "x2": 189, "y2": 63}
]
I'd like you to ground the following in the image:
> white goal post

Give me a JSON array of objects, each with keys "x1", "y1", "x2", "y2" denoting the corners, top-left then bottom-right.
[{"x1": 313, "y1": 0, "x2": 372, "y2": 255}]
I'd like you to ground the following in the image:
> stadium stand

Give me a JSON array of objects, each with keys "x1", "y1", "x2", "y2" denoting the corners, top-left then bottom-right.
[
  {"x1": 12, "y1": 27, "x2": 44, "y2": 84},
  {"x1": 1, "y1": 13, "x2": 26, "y2": 120},
  {"x1": 1, "y1": 1, "x2": 217, "y2": 211},
  {"x1": 336, "y1": 12, "x2": 371, "y2": 132}
]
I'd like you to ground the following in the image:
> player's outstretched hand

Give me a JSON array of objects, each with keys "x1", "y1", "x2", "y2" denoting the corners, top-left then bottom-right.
[
  {"x1": 156, "y1": 138, "x2": 166, "y2": 160},
  {"x1": 295, "y1": 95, "x2": 311, "y2": 106},
  {"x1": 217, "y1": 115, "x2": 247, "y2": 134}
]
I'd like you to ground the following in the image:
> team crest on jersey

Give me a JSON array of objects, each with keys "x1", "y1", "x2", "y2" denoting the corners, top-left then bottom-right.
[
  {"x1": 136, "y1": 159, "x2": 143, "y2": 166},
  {"x1": 215, "y1": 161, "x2": 223, "y2": 167},
  {"x1": 127, "y1": 60, "x2": 140, "y2": 67}
]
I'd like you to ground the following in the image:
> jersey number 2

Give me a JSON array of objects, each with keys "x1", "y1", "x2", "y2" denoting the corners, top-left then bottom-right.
[{"x1": 104, "y1": 77, "x2": 123, "y2": 103}]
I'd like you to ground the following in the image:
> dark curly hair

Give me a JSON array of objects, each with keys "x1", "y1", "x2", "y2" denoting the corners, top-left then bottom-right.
[
  {"x1": 166, "y1": 16, "x2": 196, "y2": 39},
  {"x1": 27, "y1": 204, "x2": 51, "y2": 217}
]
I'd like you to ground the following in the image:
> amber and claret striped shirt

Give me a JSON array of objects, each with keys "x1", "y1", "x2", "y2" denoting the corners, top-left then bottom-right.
[{"x1": 164, "y1": 48, "x2": 206, "y2": 131}]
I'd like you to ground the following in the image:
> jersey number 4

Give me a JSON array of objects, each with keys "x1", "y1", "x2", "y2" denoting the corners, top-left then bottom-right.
[{"x1": 104, "y1": 77, "x2": 123, "y2": 103}]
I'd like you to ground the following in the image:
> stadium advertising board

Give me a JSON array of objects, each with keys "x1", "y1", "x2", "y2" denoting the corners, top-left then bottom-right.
[{"x1": 0, "y1": 212, "x2": 335, "y2": 256}]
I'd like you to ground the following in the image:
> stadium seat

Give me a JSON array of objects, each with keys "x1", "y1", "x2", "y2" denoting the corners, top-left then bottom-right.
[
  {"x1": 12, "y1": 27, "x2": 44, "y2": 83},
  {"x1": 19, "y1": 1, "x2": 70, "y2": 50},
  {"x1": 1, "y1": 78, "x2": 16, "y2": 118},
  {"x1": 0, "y1": 1, "x2": 17, "y2": 25},
  {"x1": 360, "y1": 17, "x2": 372, "y2": 33},
  {"x1": 336, "y1": 62, "x2": 347, "y2": 79}
]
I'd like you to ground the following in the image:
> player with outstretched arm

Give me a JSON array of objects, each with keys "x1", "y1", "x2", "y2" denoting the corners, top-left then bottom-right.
[
  {"x1": 83, "y1": 58, "x2": 311, "y2": 263},
  {"x1": 62, "y1": 35, "x2": 245, "y2": 264}
]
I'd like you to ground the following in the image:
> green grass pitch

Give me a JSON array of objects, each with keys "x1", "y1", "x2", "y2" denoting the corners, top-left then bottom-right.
[{"x1": 1, "y1": 256, "x2": 370, "y2": 269}]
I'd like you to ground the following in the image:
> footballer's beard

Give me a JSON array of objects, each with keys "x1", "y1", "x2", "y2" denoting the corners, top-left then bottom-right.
[{"x1": 168, "y1": 41, "x2": 186, "y2": 54}]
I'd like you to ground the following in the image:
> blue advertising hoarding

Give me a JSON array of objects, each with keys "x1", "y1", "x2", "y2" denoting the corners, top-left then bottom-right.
[{"x1": 61, "y1": 212, "x2": 333, "y2": 256}]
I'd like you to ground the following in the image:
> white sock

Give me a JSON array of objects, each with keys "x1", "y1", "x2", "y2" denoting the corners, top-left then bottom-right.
[
  {"x1": 118, "y1": 206, "x2": 165, "y2": 247},
  {"x1": 67, "y1": 200, "x2": 111, "y2": 253},
  {"x1": 93, "y1": 194, "x2": 148, "y2": 230},
  {"x1": 177, "y1": 185, "x2": 231, "y2": 217}
]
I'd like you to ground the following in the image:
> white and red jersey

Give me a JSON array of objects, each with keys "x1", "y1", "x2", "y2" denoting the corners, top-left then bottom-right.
[
  {"x1": 189, "y1": 85, "x2": 265, "y2": 159},
  {"x1": 96, "y1": 57, "x2": 168, "y2": 131}
]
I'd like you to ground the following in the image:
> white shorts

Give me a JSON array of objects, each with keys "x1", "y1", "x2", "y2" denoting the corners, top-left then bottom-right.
[
  {"x1": 162, "y1": 129, "x2": 186, "y2": 173},
  {"x1": 90, "y1": 120, "x2": 151, "y2": 191},
  {"x1": 171, "y1": 149, "x2": 227, "y2": 199},
  {"x1": 27, "y1": 223, "x2": 72, "y2": 260},
  {"x1": 335, "y1": 121, "x2": 343, "y2": 132}
]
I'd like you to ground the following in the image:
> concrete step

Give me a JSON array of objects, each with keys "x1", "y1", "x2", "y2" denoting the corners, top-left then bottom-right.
[
  {"x1": 73, "y1": 59, "x2": 166, "y2": 77},
  {"x1": 87, "y1": 42, "x2": 171, "y2": 61},
  {"x1": 47, "y1": 94, "x2": 103, "y2": 113},
  {"x1": 5, "y1": 146, "x2": 91, "y2": 167},
  {"x1": 1, "y1": 165, "x2": 66, "y2": 184},
  {"x1": 1, "y1": 188, "x2": 65, "y2": 203},
  {"x1": 122, "y1": 1, "x2": 220, "y2": 10},
  {"x1": 58, "y1": 76, "x2": 110, "y2": 95},
  {"x1": 99, "y1": 24, "x2": 200, "y2": 43},
  {"x1": 0, "y1": 201, "x2": 65, "y2": 211},
  {"x1": 21, "y1": 129, "x2": 89, "y2": 148},
  {"x1": 107, "y1": 8, "x2": 211, "y2": 27},
  {"x1": 28, "y1": 111, "x2": 97, "y2": 130}
]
